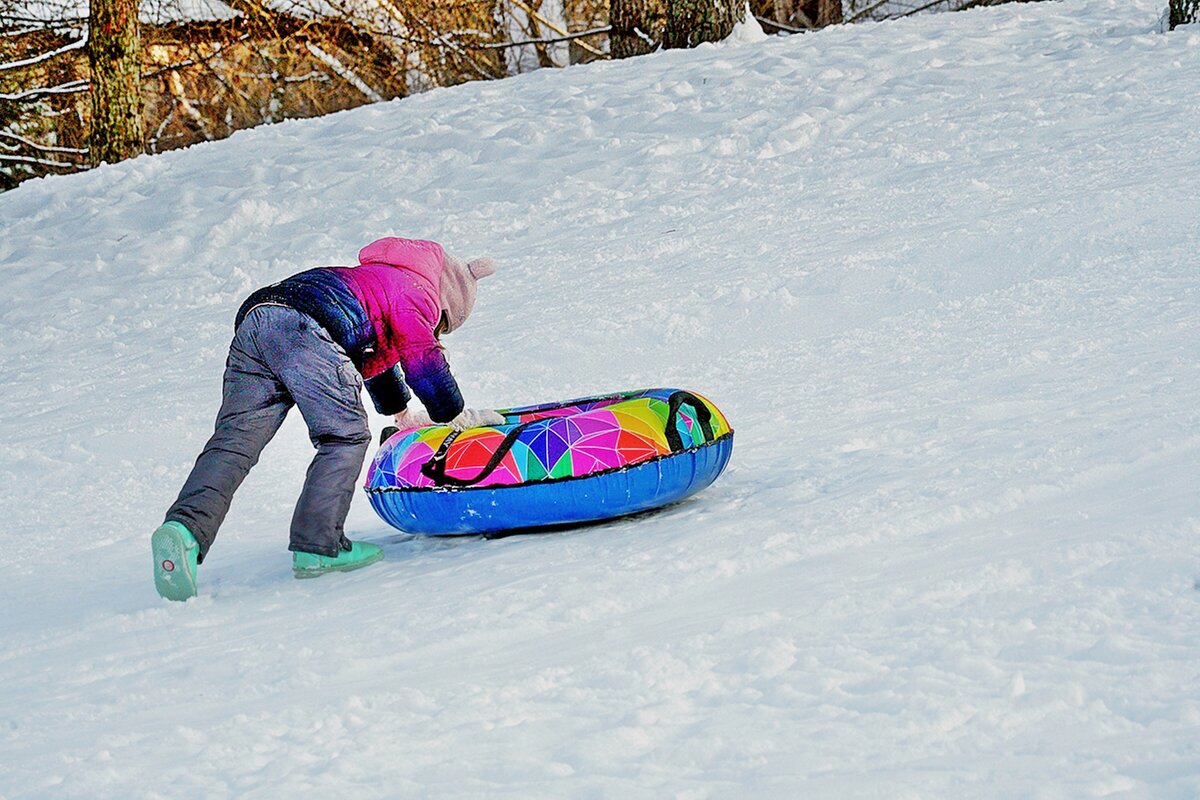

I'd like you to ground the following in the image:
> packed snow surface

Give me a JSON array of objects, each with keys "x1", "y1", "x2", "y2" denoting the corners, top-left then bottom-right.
[{"x1": 2, "y1": 1, "x2": 1199, "y2": 796}]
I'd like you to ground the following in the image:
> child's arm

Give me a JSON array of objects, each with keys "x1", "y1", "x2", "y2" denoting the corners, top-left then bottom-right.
[
  {"x1": 392, "y1": 329, "x2": 465, "y2": 424},
  {"x1": 369, "y1": 362, "x2": 504, "y2": 431},
  {"x1": 361, "y1": 356, "x2": 463, "y2": 423},
  {"x1": 363, "y1": 365, "x2": 411, "y2": 416}
]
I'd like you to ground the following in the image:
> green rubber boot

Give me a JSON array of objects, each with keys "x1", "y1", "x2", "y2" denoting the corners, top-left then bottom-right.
[
  {"x1": 152, "y1": 521, "x2": 200, "y2": 601},
  {"x1": 293, "y1": 540, "x2": 383, "y2": 579}
]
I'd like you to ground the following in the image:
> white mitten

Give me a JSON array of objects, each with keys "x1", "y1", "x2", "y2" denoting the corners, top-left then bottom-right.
[
  {"x1": 393, "y1": 408, "x2": 434, "y2": 430},
  {"x1": 448, "y1": 408, "x2": 506, "y2": 431}
]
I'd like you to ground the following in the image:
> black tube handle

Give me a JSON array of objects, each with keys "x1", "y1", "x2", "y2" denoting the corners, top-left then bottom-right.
[
  {"x1": 420, "y1": 423, "x2": 535, "y2": 488},
  {"x1": 380, "y1": 425, "x2": 400, "y2": 447},
  {"x1": 665, "y1": 391, "x2": 715, "y2": 452}
]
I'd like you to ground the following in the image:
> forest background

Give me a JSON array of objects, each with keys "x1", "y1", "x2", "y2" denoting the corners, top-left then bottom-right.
[{"x1": 1, "y1": 0, "x2": 1196, "y2": 190}]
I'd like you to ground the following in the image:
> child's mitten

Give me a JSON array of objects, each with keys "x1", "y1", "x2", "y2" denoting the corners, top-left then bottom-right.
[
  {"x1": 448, "y1": 408, "x2": 506, "y2": 431},
  {"x1": 393, "y1": 408, "x2": 434, "y2": 430}
]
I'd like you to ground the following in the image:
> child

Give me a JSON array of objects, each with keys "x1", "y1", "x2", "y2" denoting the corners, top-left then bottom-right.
[{"x1": 151, "y1": 237, "x2": 501, "y2": 601}]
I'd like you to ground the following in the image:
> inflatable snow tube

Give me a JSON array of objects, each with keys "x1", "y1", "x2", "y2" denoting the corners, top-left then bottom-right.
[{"x1": 365, "y1": 388, "x2": 734, "y2": 535}]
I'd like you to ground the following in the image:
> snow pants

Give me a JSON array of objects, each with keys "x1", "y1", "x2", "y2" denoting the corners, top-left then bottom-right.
[{"x1": 165, "y1": 304, "x2": 371, "y2": 562}]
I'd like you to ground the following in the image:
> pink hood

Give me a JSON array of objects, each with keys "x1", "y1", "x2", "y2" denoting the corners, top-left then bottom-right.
[
  {"x1": 342, "y1": 237, "x2": 449, "y2": 382},
  {"x1": 357, "y1": 237, "x2": 444, "y2": 318}
]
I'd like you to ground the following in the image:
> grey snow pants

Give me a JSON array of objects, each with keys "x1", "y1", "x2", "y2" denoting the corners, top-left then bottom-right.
[{"x1": 165, "y1": 304, "x2": 371, "y2": 561}]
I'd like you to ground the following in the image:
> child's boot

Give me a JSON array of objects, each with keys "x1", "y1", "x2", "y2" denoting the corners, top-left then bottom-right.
[
  {"x1": 152, "y1": 521, "x2": 200, "y2": 601},
  {"x1": 292, "y1": 540, "x2": 383, "y2": 579}
]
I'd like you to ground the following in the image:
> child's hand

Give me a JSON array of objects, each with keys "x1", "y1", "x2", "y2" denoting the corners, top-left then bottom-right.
[
  {"x1": 393, "y1": 408, "x2": 433, "y2": 430},
  {"x1": 448, "y1": 409, "x2": 506, "y2": 431}
]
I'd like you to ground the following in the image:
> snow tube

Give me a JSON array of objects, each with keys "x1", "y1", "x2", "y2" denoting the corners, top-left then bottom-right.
[{"x1": 365, "y1": 388, "x2": 734, "y2": 535}]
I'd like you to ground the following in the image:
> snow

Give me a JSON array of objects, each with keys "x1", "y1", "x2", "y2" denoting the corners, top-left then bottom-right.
[
  {"x1": 2, "y1": 0, "x2": 1200, "y2": 796},
  {"x1": 728, "y1": 3, "x2": 770, "y2": 43}
]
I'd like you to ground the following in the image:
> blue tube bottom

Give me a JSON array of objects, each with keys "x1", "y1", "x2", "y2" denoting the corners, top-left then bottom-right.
[{"x1": 368, "y1": 435, "x2": 734, "y2": 536}]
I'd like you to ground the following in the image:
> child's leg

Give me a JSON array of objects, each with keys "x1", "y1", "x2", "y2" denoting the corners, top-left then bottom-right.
[
  {"x1": 262, "y1": 312, "x2": 371, "y2": 557},
  {"x1": 164, "y1": 318, "x2": 292, "y2": 562}
]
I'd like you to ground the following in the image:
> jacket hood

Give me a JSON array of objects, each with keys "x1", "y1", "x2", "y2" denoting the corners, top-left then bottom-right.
[{"x1": 357, "y1": 237, "x2": 445, "y2": 293}]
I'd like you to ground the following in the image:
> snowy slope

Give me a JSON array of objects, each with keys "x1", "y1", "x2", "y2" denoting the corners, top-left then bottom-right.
[{"x1": 2, "y1": 1, "x2": 1200, "y2": 796}]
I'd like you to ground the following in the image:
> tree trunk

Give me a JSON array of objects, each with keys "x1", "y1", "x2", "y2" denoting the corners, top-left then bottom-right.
[
  {"x1": 1170, "y1": 0, "x2": 1198, "y2": 28},
  {"x1": 88, "y1": 0, "x2": 144, "y2": 165},
  {"x1": 805, "y1": 0, "x2": 842, "y2": 26},
  {"x1": 564, "y1": 0, "x2": 607, "y2": 64},
  {"x1": 662, "y1": 0, "x2": 746, "y2": 49},
  {"x1": 611, "y1": 0, "x2": 666, "y2": 58},
  {"x1": 756, "y1": 0, "x2": 841, "y2": 29}
]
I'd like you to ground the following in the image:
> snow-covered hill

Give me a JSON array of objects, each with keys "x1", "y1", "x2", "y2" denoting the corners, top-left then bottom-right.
[{"x1": 2, "y1": 1, "x2": 1199, "y2": 796}]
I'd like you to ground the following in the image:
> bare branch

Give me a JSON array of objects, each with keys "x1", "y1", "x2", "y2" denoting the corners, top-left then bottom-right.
[
  {"x1": 0, "y1": 30, "x2": 87, "y2": 71},
  {"x1": 410, "y1": 14, "x2": 503, "y2": 81},
  {"x1": 304, "y1": 40, "x2": 384, "y2": 101},
  {"x1": 898, "y1": 0, "x2": 954, "y2": 18},
  {"x1": 0, "y1": 152, "x2": 80, "y2": 169},
  {"x1": 0, "y1": 15, "x2": 87, "y2": 29},
  {"x1": 0, "y1": 130, "x2": 88, "y2": 155},
  {"x1": 351, "y1": 21, "x2": 610, "y2": 55},
  {"x1": 1, "y1": 26, "x2": 46, "y2": 37},
  {"x1": 0, "y1": 79, "x2": 89, "y2": 101},
  {"x1": 149, "y1": 103, "x2": 176, "y2": 153},
  {"x1": 755, "y1": 14, "x2": 810, "y2": 31},
  {"x1": 633, "y1": 26, "x2": 656, "y2": 47},
  {"x1": 141, "y1": 34, "x2": 250, "y2": 81},
  {"x1": 2, "y1": 32, "x2": 248, "y2": 104},
  {"x1": 232, "y1": 69, "x2": 330, "y2": 82},
  {"x1": 509, "y1": 0, "x2": 605, "y2": 56},
  {"x1": 847, "y1": 0, "x2": 897, "y2": 22},
  {"x1": 953, "y1": 0, "x2": 1004, "y2": 10},
  {"x1": 470, "y1": 25, "x2": 612, "y2": 50}
]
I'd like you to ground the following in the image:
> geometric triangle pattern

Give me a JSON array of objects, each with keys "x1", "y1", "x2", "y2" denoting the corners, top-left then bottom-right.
[{"x1": 365, "y1": 388, "x2": 732, "y2": 491}]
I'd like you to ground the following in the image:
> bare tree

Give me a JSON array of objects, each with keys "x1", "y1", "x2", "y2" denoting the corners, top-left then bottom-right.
[
  {"x1": 804, "y1": 0, "x2": 843, "y2": 26},
  {"x1": 563, "y1": 0, "x2": 607, "y2": 63},
  {"x1": 662, "y1": 0, "x2": 745, "y2": 48},
  {"x1": 1, "y1": 3, "x2": 90, "y2": 187},
  {"x1": 1169, "y1": 0, "x2": 1197, "y2": 28},
  {"x1": 88, "y1": 0, "x2": 144, "y2": 164},
  {"x1": 610, "y1": 0, "x2": 665, "y2": 57},
  {"x1": 757, "y1": 0, "x2": 841, "y2": 29}
]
